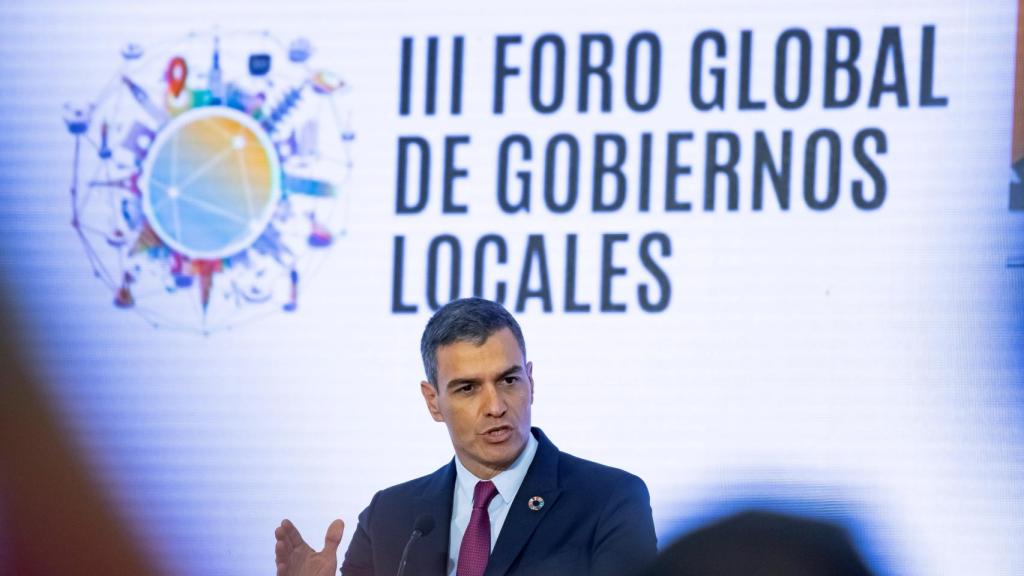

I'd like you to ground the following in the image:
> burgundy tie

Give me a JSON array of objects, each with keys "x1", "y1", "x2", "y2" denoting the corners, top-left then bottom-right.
[{"x1": 457, "y1": 480, "x2": 499, "y2": 576}]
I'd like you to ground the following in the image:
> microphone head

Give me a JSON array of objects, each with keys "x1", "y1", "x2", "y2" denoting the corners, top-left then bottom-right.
[{"x1": 413, "y1": 514, "x2": 435, "y2": 537}]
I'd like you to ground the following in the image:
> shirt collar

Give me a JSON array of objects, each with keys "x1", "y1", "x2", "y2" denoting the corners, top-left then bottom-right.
[{"x1": 454, "y1": 430, "x2": 539, "y2": 505}]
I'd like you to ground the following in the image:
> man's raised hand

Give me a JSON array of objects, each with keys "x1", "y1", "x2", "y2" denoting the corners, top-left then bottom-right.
[{"x1": 275, "y1": 518, "x2": 345, "y2": 576}]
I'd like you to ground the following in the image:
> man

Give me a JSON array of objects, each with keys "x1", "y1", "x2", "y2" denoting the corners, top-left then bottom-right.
[{"x1": 275, "y1": 298, "x2": 657, "y2": 576}]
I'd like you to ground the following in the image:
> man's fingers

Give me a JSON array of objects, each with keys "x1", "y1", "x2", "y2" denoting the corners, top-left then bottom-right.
[
  {"x1": 279, "y1": 518, "x2": 306, "y2": 548},
  {"x1": 322, "y1": 518, "x2": 345, "y2": 554},
  {"x1": 275, "y1": 539, "x2": 288, "y2": 560}
]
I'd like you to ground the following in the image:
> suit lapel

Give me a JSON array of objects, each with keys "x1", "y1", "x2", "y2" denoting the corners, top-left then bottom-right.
[
  {"x1": 483, "y1": 429, "x2": 562, "y2": 576},
  {"x1": 410, "y1": 461, "x2": 456, "y2": 575}
]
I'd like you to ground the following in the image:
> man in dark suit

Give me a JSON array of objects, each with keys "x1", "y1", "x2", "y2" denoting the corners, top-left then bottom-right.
[{"x1": 275, "y1": 298, "x2": 657, "y2": 576}]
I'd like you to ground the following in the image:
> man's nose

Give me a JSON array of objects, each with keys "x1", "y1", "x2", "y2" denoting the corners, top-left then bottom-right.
[{"x1": 482, "y1": 383, "x2": 507, "y2": 416}]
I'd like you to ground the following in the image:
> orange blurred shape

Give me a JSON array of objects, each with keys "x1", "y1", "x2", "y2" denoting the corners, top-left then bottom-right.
[
  {"x1": 0, "y1": 288, "x2": 162, "y2": 576},
  {"x1": 1014, "y1": 0, "x2": 1024, "y2": 162}
]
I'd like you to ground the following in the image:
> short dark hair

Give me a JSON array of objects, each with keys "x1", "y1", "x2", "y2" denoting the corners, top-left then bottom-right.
[{"x1": 420, "y1": 298, "x2": 527, "y2": 387}]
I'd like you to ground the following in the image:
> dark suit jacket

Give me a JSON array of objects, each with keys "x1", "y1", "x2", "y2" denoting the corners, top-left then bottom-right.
[{"x1": 341, "y1": 428, "x2": 657, "y2": 576}]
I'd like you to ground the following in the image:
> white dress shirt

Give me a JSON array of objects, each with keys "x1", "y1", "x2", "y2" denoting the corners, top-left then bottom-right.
[{"x1": 446, "y1": 432, "x2": 539, "y2": 576}]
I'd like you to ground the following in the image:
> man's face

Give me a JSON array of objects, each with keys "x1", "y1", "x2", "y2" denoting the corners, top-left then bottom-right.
[{"x1": 420, "y1": 328, "x2": 534, "y2": 480}]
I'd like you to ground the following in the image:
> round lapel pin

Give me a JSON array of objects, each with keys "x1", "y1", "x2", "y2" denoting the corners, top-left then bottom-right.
[{"x1": 527, "y1": 496, "x2": 545, "y2": 511}]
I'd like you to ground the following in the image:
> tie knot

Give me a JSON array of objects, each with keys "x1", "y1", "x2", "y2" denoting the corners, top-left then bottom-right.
[{"x1": 473, "y1": 480, "x2": 498, "y2": 510}]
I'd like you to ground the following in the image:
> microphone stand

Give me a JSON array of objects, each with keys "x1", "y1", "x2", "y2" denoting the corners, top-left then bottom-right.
[{"x1": 396, "y1": 529, "x2": 424, "y2": 576}]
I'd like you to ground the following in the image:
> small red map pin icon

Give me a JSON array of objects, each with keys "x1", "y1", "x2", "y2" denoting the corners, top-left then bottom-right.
[{"x1": 165, "y1": 56, "x2": 187, "y2": 98}]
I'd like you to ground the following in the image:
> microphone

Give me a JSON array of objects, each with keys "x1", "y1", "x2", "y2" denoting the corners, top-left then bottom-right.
[{"x1": 396, "y1": 514, "x2": 435, "y2": 576}]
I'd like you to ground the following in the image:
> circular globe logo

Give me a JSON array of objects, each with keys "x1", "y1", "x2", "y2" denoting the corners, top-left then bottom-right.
[
  {"x1": 64, "y1": 29, "x2": 354, "y2": 332},
  {"x1": 140, "y1": 107, "x2": 282, "y2": 260}
]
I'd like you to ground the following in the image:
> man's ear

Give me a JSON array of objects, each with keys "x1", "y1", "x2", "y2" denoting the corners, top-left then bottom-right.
[
  {"x1": 421, "y1": 381, "x2": 445, "y2": 422},
  {"x1": 526, "y1": 361, "x2": 534, "y2": 403}
]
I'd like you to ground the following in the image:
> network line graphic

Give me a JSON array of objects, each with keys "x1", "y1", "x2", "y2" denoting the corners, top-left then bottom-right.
[{"x1": 64, "y1": 30, "x2": 354, "y2": 333}]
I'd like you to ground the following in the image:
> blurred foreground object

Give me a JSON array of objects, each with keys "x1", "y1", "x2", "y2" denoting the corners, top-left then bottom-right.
[
  {"x1": 644, "y1": 510, "x2": 874, "y2": 576},
  {"x1": 0, "y1": 285, "x2": 161, "y2": 576}
]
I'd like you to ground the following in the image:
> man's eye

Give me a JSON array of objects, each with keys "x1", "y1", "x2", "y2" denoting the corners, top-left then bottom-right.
[
  {"x1": 503, "y1": 376, "x2": 518, "y2": 385},
  {"x1": 457, "y1": 384, "x2": 475, "y2": 394}
]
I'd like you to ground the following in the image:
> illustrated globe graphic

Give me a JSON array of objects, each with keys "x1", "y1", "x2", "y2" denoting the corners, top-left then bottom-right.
[
  {"x1": 141, "y1": 107, "x2": 282, "y2": 260},
  {"x1": 65, "y1": 29, "x2": 354, "y2": 332}
]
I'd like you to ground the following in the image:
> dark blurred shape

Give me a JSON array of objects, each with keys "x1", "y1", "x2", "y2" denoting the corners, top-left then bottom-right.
[
  {"x1": 248, "y1": 53, "x2": 272, "y2": 76},
  {"x1": 644, "y1": 510, "x2": 875, "y2": 576},
  {"x1": 0, "y1": 284, "x2": 162, "y2": 576}
]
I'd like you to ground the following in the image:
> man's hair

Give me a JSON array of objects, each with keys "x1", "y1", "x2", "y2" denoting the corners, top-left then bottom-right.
[{"x1": 420, "y1": 298, "x2": 527, "y2": 387}]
